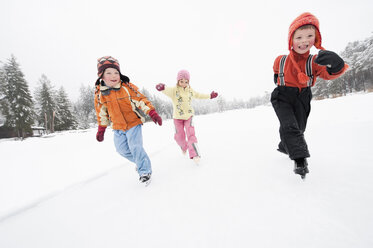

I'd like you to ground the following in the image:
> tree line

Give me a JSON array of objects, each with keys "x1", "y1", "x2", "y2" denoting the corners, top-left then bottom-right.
[
  {"x1": 312, "y1": 33, "x2": 373, "y2": 99},
  {"x1": 0, "y1": 55, "x2": 268, "y2": 139},
  {"x1": 0, "y1": 55, "x2": 79, "y2": 138},
  {"x1": 2, "y1": 32, "x2": 372, "y2": 139}
]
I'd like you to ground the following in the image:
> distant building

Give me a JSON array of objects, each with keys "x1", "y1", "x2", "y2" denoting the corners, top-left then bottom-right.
[{"x1": 31, "y1": 127, "x2": 46, "y2": 137}]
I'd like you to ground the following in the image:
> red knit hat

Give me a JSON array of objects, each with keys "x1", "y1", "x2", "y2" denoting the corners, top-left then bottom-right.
[
  {"x1": 288, "y1": 13, "x2": 325, "y2": 84},
  {"x1": 97, "y1": 56, "x2": 121, "y2": 78},
  {"x1": 288, "y1": 12, "x2": 324, "y2": 51}
]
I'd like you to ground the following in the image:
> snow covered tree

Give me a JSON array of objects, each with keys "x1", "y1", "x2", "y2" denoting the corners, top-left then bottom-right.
[
  {"x1": 312, "y1": 33, "x2": 373, "y2": 99},
  {"x1": 312, "y1": 79, "x2": 330, "y2": 99},
  {"x1": 141, "y1": 87, "x2": 173, "y2": 120},
  {"x1": 74, "y1": 84, "x2": 96, "y2": 129},
  {"x1": 1, "y1": 55, "x2": 34, "y2": 138},
  {"x1": 0, "y1": 64, "x2": 6, "y2": 126},
  {"x1": 217, "y1": 96, "x2": 226, "y2": 112},
  {"x1": 0, "y1": 64, "x2": 5, "y2": 98},
  {"x1": 34, "y1": 74, "x2": 57, "y2": 133},
  {"x1": 339, "y1": 33, "x2": 373, "y2": 92},
  {"x1": 54, "y1": 86, "x2": 77, "y2": 131},
  {"x1": 326, "y1": 78, "x2": 345, "y2": 98}
]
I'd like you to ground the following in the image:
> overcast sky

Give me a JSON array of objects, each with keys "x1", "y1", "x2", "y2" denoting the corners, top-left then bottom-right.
[{"x1": 1, "y1": 0, "x2": 373, "y2": 102}]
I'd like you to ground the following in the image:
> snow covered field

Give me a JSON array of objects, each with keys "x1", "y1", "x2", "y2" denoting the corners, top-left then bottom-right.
[{"x1": 0, "y1": 92, "x2": 372, "y2": 248}]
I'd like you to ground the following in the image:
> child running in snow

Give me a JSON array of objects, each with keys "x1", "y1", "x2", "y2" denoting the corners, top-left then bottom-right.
[
  {"x1": 271, "y1": 12, "x2": 348, "y2": 179},
  {"x1": 156, "y1": 70, "x2": 218, "y2": 163},
  {"x1": 94, "y1": 56, "x2": 162, "y2": 185}
]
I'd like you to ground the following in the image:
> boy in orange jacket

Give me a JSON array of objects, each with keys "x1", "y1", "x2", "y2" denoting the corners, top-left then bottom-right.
[
  {"x1": 94, "y1": 56, "x2": 162, "y2": 185},
  {"x1": 271, "y1": 13, "x2": 348, "y2": 179}
]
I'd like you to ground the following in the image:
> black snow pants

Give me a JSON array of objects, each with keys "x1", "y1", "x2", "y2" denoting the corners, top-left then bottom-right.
[{"x1": 270, "y1": 86, "x2": 312, "y2": 160}]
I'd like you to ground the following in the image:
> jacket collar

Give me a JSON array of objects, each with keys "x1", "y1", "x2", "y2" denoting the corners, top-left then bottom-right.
[
  {"x1": 176, "y1": 85, "x2": 190, "y2": 91},
  {"x1": 290, "y1": 49, "x2": 310, "y2": 61},
  {"x1": 100, "y1": 81, "x2": 122, "y2": 95}
]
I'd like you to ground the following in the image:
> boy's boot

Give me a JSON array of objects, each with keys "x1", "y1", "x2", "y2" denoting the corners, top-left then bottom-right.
[
  {"x1": 277, "y1": 142, "x2": 288, "y2": 155},
  {"x1": 139, "y1": 173, "x2": 152, "y2": 186},
  {"x1": 294, "y1": 158, "x2": 309, "y2": 179}
]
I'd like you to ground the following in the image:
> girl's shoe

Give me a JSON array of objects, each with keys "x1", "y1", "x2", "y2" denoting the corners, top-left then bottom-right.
[{"x1": 193, "y1": 156, "x2": 200, "y2": 164}]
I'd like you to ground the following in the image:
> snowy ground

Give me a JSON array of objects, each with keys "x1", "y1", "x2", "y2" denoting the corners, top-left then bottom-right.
[{"x1": 0, "y1": 92, "x2": 372, "y2": 248}]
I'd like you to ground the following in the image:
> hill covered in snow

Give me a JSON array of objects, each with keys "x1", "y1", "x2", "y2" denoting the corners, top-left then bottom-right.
[{"x1": 0, "y1": 93, "x2": 372, "y2": 248}]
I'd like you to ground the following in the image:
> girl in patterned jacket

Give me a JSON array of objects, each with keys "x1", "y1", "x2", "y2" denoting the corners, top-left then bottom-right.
[
  {"x1": 156, "y1": 70, "x2": 218, "y2": 163},
  {"x1": 94, "y1": 56, "x2": 162, "y2": 185}
]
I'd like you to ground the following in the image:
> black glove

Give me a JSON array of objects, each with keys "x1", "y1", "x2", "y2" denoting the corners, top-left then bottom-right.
[{"x1": 315, "y1": 50, "x2": 345, "y2": 74}]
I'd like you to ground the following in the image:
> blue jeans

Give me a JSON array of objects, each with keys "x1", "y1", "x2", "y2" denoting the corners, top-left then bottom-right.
[{"x1": 113, "y1": 125, "x2": 152, "y2": 176}]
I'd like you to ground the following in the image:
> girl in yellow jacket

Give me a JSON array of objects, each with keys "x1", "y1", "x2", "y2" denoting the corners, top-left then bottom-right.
[
  {"x1": 94, "y1": 56, "x2": 162, "y2": 185},
  {"x1": 156, "y1": 70, "x2": 218, "y2": 163}
]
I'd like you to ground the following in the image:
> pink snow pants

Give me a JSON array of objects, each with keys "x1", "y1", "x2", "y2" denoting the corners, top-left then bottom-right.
[{"x1": 174, "y1": 117, "x2": 200, "y2": 159}]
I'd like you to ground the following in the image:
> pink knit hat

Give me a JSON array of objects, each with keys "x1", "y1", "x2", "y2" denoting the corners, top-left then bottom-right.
[{"x1": 177, "y1": 70, "x2": 190, "y2": 81}]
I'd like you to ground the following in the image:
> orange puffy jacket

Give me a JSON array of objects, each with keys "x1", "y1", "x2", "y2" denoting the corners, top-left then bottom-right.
[{"x1": 94, "y1": 81, "x2": 155, "y2": 131}]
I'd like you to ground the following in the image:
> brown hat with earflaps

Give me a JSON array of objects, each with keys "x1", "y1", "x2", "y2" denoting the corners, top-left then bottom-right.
[
  {"x1": 97, "y1": 56, "x2": 121, "y2": 78},
  {"x1": 95, "y1": 56, "x2": 129, "y2": 85}
]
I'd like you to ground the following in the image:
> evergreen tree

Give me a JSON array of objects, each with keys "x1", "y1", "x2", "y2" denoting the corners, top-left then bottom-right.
[
  {"x1": 327, "y1": 79, "x2": 344, "y2": 97},
  {"x1": 74, "y1": 84, "x2": 95, "y2": 129},
  {"x1": 0, "y1": 62, "x2": 11, "y2": 127},
  {"x1": 34, "y1": 74, "x2": 57, "y2": 133},
  {"x1": 0, "y1": 64, "x2": 6, "y2": 125},
  {"x1": 141, "y1": 87, "x2": 172, "y2": 120},
  {"x1": 1, "y1": 55, "x2": 34, "y2": 138},
  {"x1": 312, "y1": 79, "x2": 330, "y2": 99},
  {"x1": 54, "y1": 86, "x2": 77, "y2": 131},
  {"x1": 312, "y1": 33, "x2": 373, "y2": 99},
  {"x1": 217, "y1": 96, "x2": 226, "y2": 112},
  {"x1": 0, "y1": 63, "x2": 5, "y2": 98}
]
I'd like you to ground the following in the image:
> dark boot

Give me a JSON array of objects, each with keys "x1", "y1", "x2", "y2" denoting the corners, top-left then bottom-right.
[
  {"x1": 277, "y1": 142, "x2": 288, "y2": 155},
  {"x1": 139, "y1": 173, "x2": 151, "y2": 184},
  {"x1": 294, "y1": 158, "x2": 309, "y2": 178}
]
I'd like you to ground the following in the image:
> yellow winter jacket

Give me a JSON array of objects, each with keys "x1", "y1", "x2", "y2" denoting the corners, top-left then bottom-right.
[
  {"x1": 94, "y1": 81, "x2": 154, "y2": 131},
  {"x1": 162, "y1": 85, "x2": 210, "y2": 120}
]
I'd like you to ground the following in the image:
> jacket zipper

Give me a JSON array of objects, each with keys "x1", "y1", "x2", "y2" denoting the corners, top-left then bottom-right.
[{"x1": 116, "y1": 86, "x2": 129, "y2": 131}]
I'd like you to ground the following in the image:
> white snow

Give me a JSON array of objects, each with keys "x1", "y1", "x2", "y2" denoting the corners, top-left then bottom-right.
[{"x1": 0, "y1": 92, "x2": 373, "y2": 248}]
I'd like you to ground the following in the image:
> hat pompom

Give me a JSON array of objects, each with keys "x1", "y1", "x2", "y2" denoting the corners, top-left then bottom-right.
[{"x1": 297, "y1": 72, "x2": 309, "y2": 84}]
